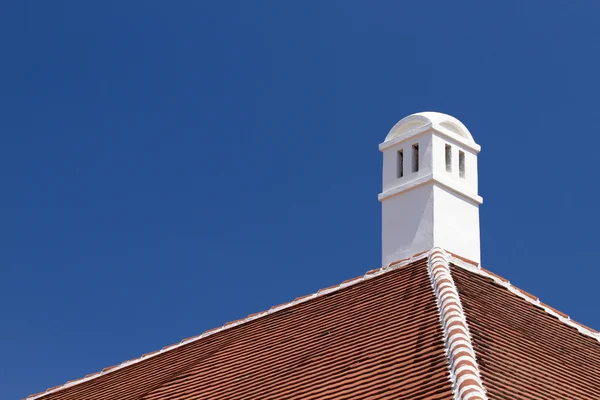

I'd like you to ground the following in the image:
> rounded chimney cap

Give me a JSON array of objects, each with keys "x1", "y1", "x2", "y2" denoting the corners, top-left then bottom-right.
[{"x1": 385, "y1": 112, "x2": 474, "y2": 143}]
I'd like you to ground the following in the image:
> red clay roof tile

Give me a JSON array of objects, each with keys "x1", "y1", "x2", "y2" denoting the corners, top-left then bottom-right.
[
  {"x1": 292, "y1": 293, "x2": 314, "y2": 302},
  {"x1": 514, "y1": 287, "x2": 538, "y2": 301},
  {"x1": 479, "y1": 267, "x2": 509, "y2": 283},
  {"x1": 539, "y1": 302, "x2": 570, "y2": 319},
  {"x1": 29, "y1": 258, "x2": 453, "y2": 400},
  {"x1": 452, "y1": 264, "x2": 600, "y2": 399}
]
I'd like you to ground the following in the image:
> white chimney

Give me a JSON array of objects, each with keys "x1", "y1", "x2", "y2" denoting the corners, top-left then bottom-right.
[{"x1": 379, "y1": 112, "x2": 482, "y2": 266}]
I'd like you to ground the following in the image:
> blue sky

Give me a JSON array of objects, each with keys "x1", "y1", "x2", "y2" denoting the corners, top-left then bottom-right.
[{"x1": 2, "y1": 1, "x2": 600, "y2": 398}]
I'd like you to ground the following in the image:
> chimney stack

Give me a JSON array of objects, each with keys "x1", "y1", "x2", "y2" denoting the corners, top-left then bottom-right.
[{"x1": 379, "y1": 112, "x2": 482, "y2": 265}]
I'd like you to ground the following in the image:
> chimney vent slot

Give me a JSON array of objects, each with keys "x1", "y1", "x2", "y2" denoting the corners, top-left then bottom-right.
[
  {"x1": 412, "y1": 144, "x2": 419, "y2": 173},
  {"x1": 459, "y1": 151, "x2": 465, "y2": 178},
  {"x1": 445, "y1": 144, "x2": 452, "y2": 172},
  {"x1": 397, "y1": 150, "x2": 404, "y2": 178}
]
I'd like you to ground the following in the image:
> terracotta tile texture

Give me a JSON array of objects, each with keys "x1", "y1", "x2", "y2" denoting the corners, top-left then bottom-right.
[
  {"x1": 451, "y1": 265, "x2": 600, "y2": 400},
  {"x1": 34, "y1": 259, "x2": 454, "y2": 400}
]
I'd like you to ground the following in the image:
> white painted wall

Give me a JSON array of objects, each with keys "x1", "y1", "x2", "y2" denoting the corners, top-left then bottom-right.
[
  {"x1": 432, "y1": 184, "x2": 481, "y2": 263},
  {"x1": 379, "y1": 112, "x2": 482, "y2": 265},
  {"x1": 381, "y1": 184, "x2": 434, "y2": 265}
]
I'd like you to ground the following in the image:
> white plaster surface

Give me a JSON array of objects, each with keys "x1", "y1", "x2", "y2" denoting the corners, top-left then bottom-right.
[{"x1": 433, "y1": 184, "x2": 481, "y2": 263}]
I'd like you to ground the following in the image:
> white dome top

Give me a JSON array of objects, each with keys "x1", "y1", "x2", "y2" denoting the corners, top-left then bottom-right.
[{"x1": 385, "y1": 112, "x2": 474, "y2": 143}]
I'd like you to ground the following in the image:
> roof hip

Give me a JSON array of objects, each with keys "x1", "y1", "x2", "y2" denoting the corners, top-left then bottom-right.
[{"x1": 427, "y1": 247, "x2": 488, "y2": 400}]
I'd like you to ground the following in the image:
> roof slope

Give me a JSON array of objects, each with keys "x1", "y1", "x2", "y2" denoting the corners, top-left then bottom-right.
[
  {"x1": 452, "y1": 265, "x2": 600, "y2": 399},
  {"x1": 28, "y1": 251, "x2": 600, "y2": 400},
  {"x1": 32, "y1": 258, "x2": 454, "y2": 400}
]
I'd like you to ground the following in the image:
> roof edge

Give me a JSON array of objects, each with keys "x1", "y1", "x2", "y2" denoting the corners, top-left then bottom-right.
[
  {"x1": 448, "y1": 252, "x2": 600, "y2": 342},
  {"x1": 427, "y1": 248, "x2": 488, "y2": 400},
  {"x1": 26, "y1": 251, "x2": 432, "y2": 400}
]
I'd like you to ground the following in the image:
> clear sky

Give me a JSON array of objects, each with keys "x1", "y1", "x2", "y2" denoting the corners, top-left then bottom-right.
[{"x1": 2, "y1": 1, "x2": 600, "y2": 398}]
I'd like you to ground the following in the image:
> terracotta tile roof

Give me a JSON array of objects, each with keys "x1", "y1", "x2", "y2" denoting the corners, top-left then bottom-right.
[
  {"x1": 27, "y1": 249, "x2": 600, "y2": 400},
  {"x1": 28, "y1": 255, "x2": 454, "y2": 400},
  {"x1": 452, "y1": 263, "x2": 600, "y2": 399}
]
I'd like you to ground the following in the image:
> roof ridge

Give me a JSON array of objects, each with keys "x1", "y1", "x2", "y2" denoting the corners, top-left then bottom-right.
[
  {"x1": 448, "y1": 254, "x2": 600, "y2": 343},
  {"x1": 427, "y1": 248, "x2": 488, "y2": 400},
  {"x1": 26, "y1": 251, "x2": 430, "y2": 400}
]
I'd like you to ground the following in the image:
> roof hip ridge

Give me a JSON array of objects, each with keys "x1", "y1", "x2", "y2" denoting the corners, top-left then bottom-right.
[{"x1": 427, "y1": 247, "x2": 488, "y2": 400}]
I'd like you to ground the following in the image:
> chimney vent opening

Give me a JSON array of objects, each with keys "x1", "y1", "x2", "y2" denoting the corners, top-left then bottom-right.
[
  {"x1": 397, "y1": 150, "x2": 404, "y2": 178},
  {"x1": 445, "y1": 144, "x2": 452, "y2": 172},
  {"x1": 459, "y1": 151, "x2": 465, "y2": 178},
  {"x1": 412, "y1": 144, "x2": 419, "y2": 173}
]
